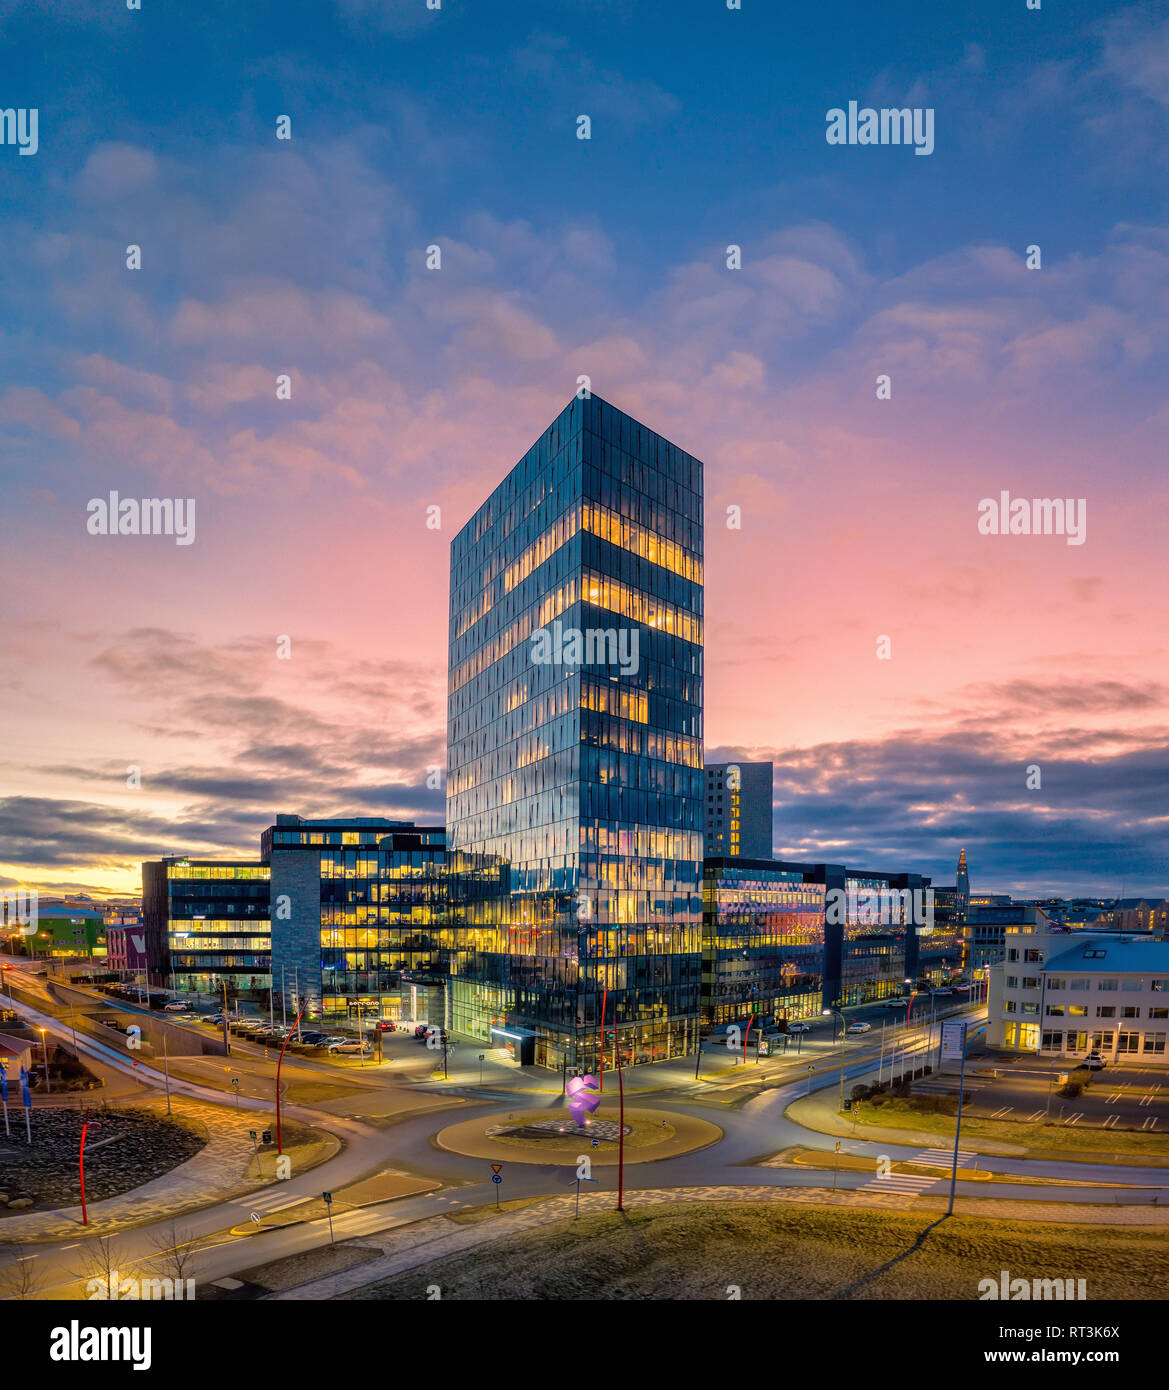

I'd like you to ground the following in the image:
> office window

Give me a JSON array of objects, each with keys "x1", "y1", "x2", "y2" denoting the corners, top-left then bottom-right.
[
  {"x1": 1122, "y1": 1006, "x2": 1140, "y2": 1019},
  {"x1": 1122, "y1": 979, "x2": 1143, "y2": 992},
  {"x1": 1045, "y1": 1005, "x2": 1064, "y2": 1017},
  {"x1": 1047, "y1": 977, "x2": 1066, "y2": 991},
  {"x1": 1090, "y1": 1031, "x2": 1106, "y2": 1050},
  {"x1": 1117, "y1": 1030, "x2": 1139, "y2": 1054},
  {"x1": 1007, "y1": 949, "x2": 1019, "y2": 962},
  {"x1": 1041, "y1": 1030, "x2": 1062, "y2": 1050},
  {"x1": 1005, "y1": 1000, "x2": 1017, "y2": 1014},
  {"x1": 1144, "y1": 1033, "x2": 1166, "y2": 1055},
  {"x1": 1152, "y1": 979, "x2": 1167, "y2": 993},
  {"x1": 1006, "y1": 975, "x2": 1018, "y2": 988},
  {"x1": 1098, "y1": 978, "x2": 1119, "y2": 992},
  {"x1": 1096, "y1": 1006, "x2": 1115, "y2": 1018},
  {"x1": 1024, "y1": 949, "x2": 1043, "y2": 963},
  {"x1": 1068, "y1": 1005, "x2": 1087, "y2": 1017},
  {"x1": 1069, "y1": 978, "x2": 1090, "y2": 991},
  {"x1": 1150, "y1": 1007, "x2": 1168, "y2": 1020},
  {"x1": 1022, "y1": 976, "x2": 1039, "y2": 989},
  {"x1": 1021, "y1": 1002, "x2": 1038, "y2": 1015}
]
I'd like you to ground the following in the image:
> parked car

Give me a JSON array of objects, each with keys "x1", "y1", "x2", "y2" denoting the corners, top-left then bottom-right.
[
  {"x1": 329, "y1": 1040, "x2": 372, "y2": 1055},
  {"x1": 786, "y1": 1021, "x2": 813, "y2": 1034},
  {"x1": 846, "y1": 1021, "x2": 873, "y2": 1034},
  {"x1": 881, "y1": 999, "x2": 908, "y2": 1009},
  {"x1": 163, "y1": 1001, "x2": 191, "y2": 1013},
  {"x1": 1082, "y1": 1053, "x2": 1107, "y2": 1070},
  {"x1": 931, "y1": 988, "x2": 955, "y2": 996},
  {"x1": 413, "y1": 1024, "x2": 430, "y2": 1039}
]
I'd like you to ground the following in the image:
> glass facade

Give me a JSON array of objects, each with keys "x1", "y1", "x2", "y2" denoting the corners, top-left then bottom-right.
[
  {"x1": 701, "y1": 860, "x2": 825, "y2": 1024},
  {"x1": 161, "y1": 861, "x2": 271, "y2": 993},
  {"x1": 318, "y1": 829, "x2": 450, "y2": 1020},
  {"x1": 447, "y1": 394, "x2": 704, "y2": 1069}
]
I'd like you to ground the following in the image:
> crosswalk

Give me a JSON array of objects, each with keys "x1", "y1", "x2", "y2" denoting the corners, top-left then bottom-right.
[
  {"x1": 857, "y1": 1171, "x2": 940, "y2": 1197},
  {"x1": 911, "y1": 1147, "x2": 977, "y2": 1168}
]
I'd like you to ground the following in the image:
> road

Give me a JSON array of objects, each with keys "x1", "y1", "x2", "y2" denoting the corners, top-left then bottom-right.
[{"x1": 2, "y1": 970, "x2": 1166, "y2": 1301}]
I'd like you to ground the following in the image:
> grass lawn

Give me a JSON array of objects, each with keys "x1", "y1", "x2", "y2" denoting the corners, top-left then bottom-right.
[
  {"x1": 339, "y1": 1201, "x2": 1168, "y2": 1300},
  {"x1": 850, "y1": 1098, "x2": 1169, "y2": 1161}
]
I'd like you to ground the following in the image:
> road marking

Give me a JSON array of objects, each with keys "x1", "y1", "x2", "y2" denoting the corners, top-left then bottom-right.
[
  {"x1": 858, "y1": 1174, "x2": 939, "y2": 1194},
  {"x1": 1103, "y1": 1114, "x2": 1120, "y2": 1129},
  {"x1": 1142, "y1": 1117, "x2": 1158, "y2": 1131},
  {"x1": 1140, "y1": 1094, "x2": 1155, "y2": 1107},
  {"x1": 1026, "y1": 1109, "x2": 1045, "y2": 1121},
  {"x1": 1063, "y1": 1112, "x2": 1083, "y2": 1126},
  {"x1": 1105, "y1": 1091, "x2": 1122, "y2": 1103},
  {"x1": 912, "y1": 1148, "x2": 976, "y2": 1168},
  {"x1": 989, "y1": 1106, "x2": 1012, "y2": 1118}
]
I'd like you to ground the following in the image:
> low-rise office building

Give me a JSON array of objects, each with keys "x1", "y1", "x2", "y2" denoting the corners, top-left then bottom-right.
[
  {"x1": 988, "y1": 929, "x2": 1169, "y2": 1065},
  {"x1": 144, "y1": 858, "x2": 270, "y2": 996}
]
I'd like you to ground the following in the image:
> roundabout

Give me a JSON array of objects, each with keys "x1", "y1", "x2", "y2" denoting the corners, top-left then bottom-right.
[{"x1": 434, "y1": 1099, "x2": 723, "y2": 1166}]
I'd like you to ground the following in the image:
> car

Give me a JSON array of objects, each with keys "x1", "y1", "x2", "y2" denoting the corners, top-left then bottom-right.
[
  {"x1": 881, "y1": 999, "x2": 908, "y2": 1010},
  {"x1": 373, "y1": 1020, "x2": 394, "y2": 1032},
  {"x1": 846, "y1": 1021, "x2": 872, "y2": 1034},
  {"x1": 786, "y1": 1021, "x2": 813, "y2": 1034},
  {"x1": 163, "y1": 1001, "x2": 190, "y2": 1013},
  {"x1": 329, "y1": 1040, "x2": 372, "y2": 1055},
  {"x1": 414, "y1": 1024, "x2": 430, "y2": 1039},
  {"x1": 931, "y1": 988, "x2": 955, "y2": 996},
  {"x1": 1082, "y1": 1054, "x2": 1107, "y2": 1070}
]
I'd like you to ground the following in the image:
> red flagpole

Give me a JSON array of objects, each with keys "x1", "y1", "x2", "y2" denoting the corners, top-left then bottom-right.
[{"x1": 616, "y1": 1052, "x2": 625, "y2": 1212}]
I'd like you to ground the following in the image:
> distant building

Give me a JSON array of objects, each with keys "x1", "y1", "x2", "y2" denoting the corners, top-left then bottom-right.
[
  {"x1": 988, "y1": 930, "x2": 1169, "y2": 1065},
  {"x1": 143, "y1": 858, "x2": 270, "y2": 995},
  {"x1": 105, "y1": 924, "x2": 149, "y2": 976},
  {"x1": 1111, "y1": 899, "x2": 1169, "y2": 938},
  {"x1": 23, "y1": 906, "x2": 106, "y2": 959},
  {"x1": 964, "y1": 902, "x2": 1051, "y2": 970},
  {"x1": 703, "y1": 762, "x2": 772, "y2": 860}
]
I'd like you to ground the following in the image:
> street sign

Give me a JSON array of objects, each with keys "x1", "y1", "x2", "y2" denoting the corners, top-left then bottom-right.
[
  {"x1": 941, "y1": 1020, "x2": 967, "y2": 1061},
  {"x1": 249, "y1": 1212, "x2": 260, "y2": 1224},
  {"x1": 490, "y1": 1163, "x2": 502, "y2": 1174},
  {"x1": 491, "y1": 1173, "x2": 502, "y2": 1185},
  {"x1": 322, "y1": 1191, "x2": 333, "y2": 1204}
]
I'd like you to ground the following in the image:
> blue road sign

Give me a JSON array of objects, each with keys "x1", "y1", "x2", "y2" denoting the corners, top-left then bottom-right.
[{"x1": 491, "y1": 1173, "x2": 502, "y2": 1185}]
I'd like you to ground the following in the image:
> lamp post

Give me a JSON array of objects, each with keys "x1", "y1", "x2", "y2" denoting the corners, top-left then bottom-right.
[
  {"x1": 37, "y1": 1027, "x2": 51, "y2": 1093},
  {"x1": 823, "y1": 1005, "x2": 846, "y2": 1112}
]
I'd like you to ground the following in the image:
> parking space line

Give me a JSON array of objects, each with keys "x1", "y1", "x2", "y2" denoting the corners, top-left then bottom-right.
[
  {"x1": 1102, "y1": 1114, "x2": 1120, "y2": 1128},
  {"x1": 1142, "y1": 1117, "x2": 1158, "y2": 1131},
  {"x1": 1063, "y1": 1112, "x2": 1083, "y2": 1126}
]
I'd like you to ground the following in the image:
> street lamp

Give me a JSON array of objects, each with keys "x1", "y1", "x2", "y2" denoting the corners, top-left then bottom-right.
[
  {"x1": 36, "y1": 1026, "x2": 51, "y2": 1093},
  {"x1": 823, "y1": 1005, "x2": 846, "y2": 1112}
]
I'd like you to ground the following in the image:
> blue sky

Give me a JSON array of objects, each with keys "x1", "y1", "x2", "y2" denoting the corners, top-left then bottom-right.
[{"x1": 1, "y1": 0, "x2": 1167, "y2": 898}]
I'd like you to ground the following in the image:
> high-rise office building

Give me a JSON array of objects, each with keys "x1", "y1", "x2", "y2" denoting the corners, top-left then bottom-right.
[
  {"x1": 447, "y1": 394, "x2": 704, "y2": 1070},
  {"x1": 703, "y1": 761, "x2": 773, "y2": 859}
]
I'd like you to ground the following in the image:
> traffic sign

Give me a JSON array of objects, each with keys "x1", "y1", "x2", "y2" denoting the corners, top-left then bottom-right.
[
  {"x1": 322, "y1": 1191, "x2": 333, "y2": 1204},
  {"x1": 249, "y1": 1212, "x2": 261, "y2": 1224},
  {"x1": 490, "y1": 1163, "x2": 502, "y2": 1174},
  {"x1": 491, "y1": 1173, "x2": 502, "y2": 1185}
]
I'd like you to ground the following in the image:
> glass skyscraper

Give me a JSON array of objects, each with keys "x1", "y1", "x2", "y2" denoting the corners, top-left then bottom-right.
[{"x1": 447, "y1": 393, "x2": 704, "y2": 1070}]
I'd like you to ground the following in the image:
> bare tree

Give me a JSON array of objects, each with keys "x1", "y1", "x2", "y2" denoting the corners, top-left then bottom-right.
[
  {"x1": 0, "y1": 1246, "x2": 42, "y2": 1301},
  {"x1": 147, "y1": 1221, "x2": 203, "y2": 1284},
  {"x1": 69, "y1": 1233, "x2": 126, "y2": 1299}
]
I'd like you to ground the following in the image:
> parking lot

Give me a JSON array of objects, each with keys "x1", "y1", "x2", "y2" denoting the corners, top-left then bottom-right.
[{"x1": 956, "y1": 1054, "x2": 1166, "y2": 1131}]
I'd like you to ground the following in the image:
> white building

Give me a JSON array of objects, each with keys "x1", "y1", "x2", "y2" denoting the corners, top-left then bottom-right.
[{"x1": 988, "y1": 930, "x2": 1169, "y2": 1066}]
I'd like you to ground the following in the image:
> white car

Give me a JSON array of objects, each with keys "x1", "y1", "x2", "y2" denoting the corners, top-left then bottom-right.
[
  {"x1": 163, "y1": 1001, "x2": 190, "y2": 1013},
  {"x1": 786, "y1": 1021, "x2": 813, "y2": 1034},
  {"x1": 329, "y1": 1040, "x2": 372, "y2": 1055},
  {"x1": 846, "y1": 1021, "x2": 872, "y2": 1034}
]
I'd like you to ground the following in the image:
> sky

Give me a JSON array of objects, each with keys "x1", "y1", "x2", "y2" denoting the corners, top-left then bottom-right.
[{"x1": 1, "y1": 0, "x2": 1167, "y2": 899}]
